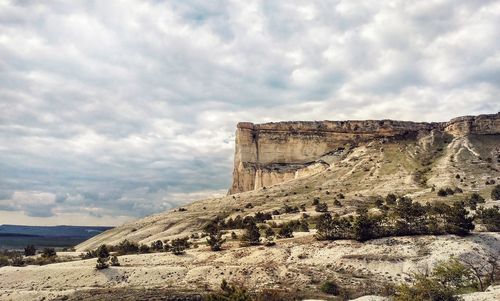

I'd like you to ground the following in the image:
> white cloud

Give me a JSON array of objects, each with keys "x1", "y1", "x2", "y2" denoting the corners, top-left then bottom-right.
[{"x1": 0, "y1": 0, "x2": 498, "y2": 225}]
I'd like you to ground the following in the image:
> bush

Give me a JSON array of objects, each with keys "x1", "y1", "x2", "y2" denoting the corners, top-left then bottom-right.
[
  {"x1": 95, "y1": 257, "x2": 109, "y2": 270},
  {"x1": 206, "y1": 279, "x2": 251, "y2": 301},
  {"x1": 315, "y1": 198, "x2": 476, "y2": 242},
  {"x1": 386, "y1": 193, "x2": 397, "y2": 205},
  {"x1": 110, "y1": 255, "x2": 120, "y2": 266},
  {"x1": 206, "y1": 229, "x2": 226, "y2": 252},
  {"x1": 41, "y1": 248, "x2": 56, "y2": 258},
  {"x1": 80, "y1": 250, "x2": 97, "y2": 259},
  {"x1": 97, "y1": 245, "x2": 109, "y2": 258},
  {"x1": 240, "y1": 221, "x2": 261, "y2": 246},
  {"x1": 115, "y1": 240, "x2": 139, "y2": 255},
  {"x1": 333, "y1": 199, "x2": 342, "y2": 207},
  {"x1": 444, "y1": 202, "x2": 474, "y2": 236},
  {"x1": 315, "y1": 202, "x2": 328, "y2": 213},
  {"x1": 265, "y1": 227, "x2": 275, "y2": 238},
  {"x1": 492, "y1": 185, "x2": 500, "y2": 200},
  {"x1": 437, "y1": 188, "x2": 448, "y2": 197},
  {"x1": 277, "y1": 224, "x2": 293, "y2": 239},
  {"x1": 394, "y1": 258, "x2": 475, "y2": 301},
  {"x1": 139, "y1": 244, "x2": 150, "y2": 253},
  {"x1": 150, "y1": 240, "x2": 163, "y2": 251},
  {"x1": 475, "y1": 206, "x2": 500, "y2": 231},
  {"x1": 320, "y1": 280, "x2": 339, "y2": 295},
  {"x1": 24, "y1": 245, "x2": 36, "y2": 256},
  {"x1": 467, "y1": 193, "x2": 485, "y2": 209},
  {"x1": 10, "y1": 254, "x2": 25, "y2": 267},
  {"x1": 171, "y1": 237, "x2": 190, "y2": 255}
]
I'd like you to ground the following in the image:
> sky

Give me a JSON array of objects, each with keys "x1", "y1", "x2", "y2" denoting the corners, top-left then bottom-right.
[{"x1": 0, "y1": 0, "x2": 499, "y2": 226}]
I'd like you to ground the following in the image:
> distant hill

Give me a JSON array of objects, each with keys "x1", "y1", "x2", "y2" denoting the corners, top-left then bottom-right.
[{"x1": 0, "y1": 225, "x2": 113, "y2": 250}]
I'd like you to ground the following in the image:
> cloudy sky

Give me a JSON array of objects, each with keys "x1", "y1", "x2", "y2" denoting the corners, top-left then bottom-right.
[{"x1": 1, "y1": 0, "x2": 499, "y2": 226}]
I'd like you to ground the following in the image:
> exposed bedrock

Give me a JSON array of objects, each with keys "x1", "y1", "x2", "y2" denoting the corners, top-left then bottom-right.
[{"x1": 229, "y1": 113, "x2": 500, "y2": 194}]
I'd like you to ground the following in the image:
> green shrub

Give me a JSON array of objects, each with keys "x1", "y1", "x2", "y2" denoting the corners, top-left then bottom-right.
[
  {"x1": 315, "y1": 202, "x2": 328, "y2": 212},
  {"x1": 10, "y1": 254, "x2": 25, "y2": 267},
  {"x1": 492, "y1": 184, "x2": 500, "y2": 200},
  {"x1": 139, "y1": 244, "x2": 150, "y2": 253},
  {"x1": 115, "y1": 240, "x2": 139, "y2": 255},
  {"x1": 24, "y1": 245, "x2": 36, "y2": 256},
  {"x1": 277, "y1": 224, "x2": 293, "y2": 239},
  {"x1": 240, "y1": 221, "x2": 261, "y2": 246},
  {"x1": 385, "y1": 193, "x2": 397, "y2": 205},
  {"x1": 150, "y1": 240, "x2": 163, "y2": 251},
  {"x1": 206, "y1": 279, "x2": 251, "y2": 301},
  {"x1": 41, "y1": 248, "x2": 56, "y2": 258},
  {"x1": 171, "y1": 237, "x2": 190, "y2": 255},
  {"x1": 320, "y1": 280, "x2": 339, "y2": 295},
  {"x1": 475, "y1": 206, "x2": 500, "y2": 231},
  {"x1": 110, "y1": 255, "x2": 120, "y2": 266},
  {"x1": 394, "y1": 258, "x2": 475, "y2": 301},
  {"x1": 95, "y1": 257, "x2": 109, "y2": 270}
]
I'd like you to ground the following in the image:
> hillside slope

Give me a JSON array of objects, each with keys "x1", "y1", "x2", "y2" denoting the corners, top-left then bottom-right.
[{"x1": 77, "y1": 130, "x2": 500, "y2": 251}]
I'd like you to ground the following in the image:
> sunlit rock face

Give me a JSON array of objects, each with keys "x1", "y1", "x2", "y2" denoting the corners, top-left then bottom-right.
[{"x1": 229, "y1": 113, "x2": 500, "y2": 194}]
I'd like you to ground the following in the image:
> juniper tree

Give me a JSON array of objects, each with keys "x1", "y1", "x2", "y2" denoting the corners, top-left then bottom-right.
[{"x1": 240, "y1": 221, "x2": 260, "y2": 246}]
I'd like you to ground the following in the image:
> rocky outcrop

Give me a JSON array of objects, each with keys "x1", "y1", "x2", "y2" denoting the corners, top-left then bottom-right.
[{"x1": 229, "y1": 113, "x2": 500, "y2": 194}]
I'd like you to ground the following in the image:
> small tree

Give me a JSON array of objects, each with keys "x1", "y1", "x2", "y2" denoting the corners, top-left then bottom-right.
[
  {"x1": 475, "y1": 206, "x2": 500, "y2": 231},
  {"x1": 150, "y1": 240, "x2": 163, "y2": 252},
  {"x1": 240, "y1": 221, "x2": 260, "y2": 246},
  {"x1": 277, "y1": 224, "x2": 293, "y2": 239},
  {"x1": 110, "y1": 255, "x2": 120, "y2": 266},
  {"x1": 315, "y1": 202, "x2": 328, "y2": 213},
  {"x1": 206, "y1": 230, "x2": 226, "y2": 251},
  {"x1": 445, "y1": 202, "x2": 474, "y2": 236},
  {"x1": 171, "y1": 237, "x2": 190, "y2": 255},
  {"x1": 41, "y1": 248, "x2": 56, "y2": 258},
  {"x1": 24, "y1": 245, "x2": 36, "y2": 256},
  {"x1": 95, "y1": 244, "x2": 110, "y2": 270},
  {"x1": 320, "y1": 280, "x2": 339, "y2": 295},
  {"x1": 10, "y1": 254, "x2": 25, "y2": 267},
  {"x1": 95, "y1": 256, "x2": 109, "y2": 270},
  {"x1": 139, "y1": 244, "x2": 150, "y2": 253},
  {"x1": 437, "y1": 188, "x2": 448, "y2": 197},
  {"x1": 467, "y1": 193, "x2": 485, "y2": 209},
  {"x1": 492, "y1": 184, "x2": 500, "y2": 200},
  {"x1": 97, "y1": 245, "x2": 109, "y2": 259},
  {"x1": 385, "y1": 193, "x2": 397, "y2": 205}
]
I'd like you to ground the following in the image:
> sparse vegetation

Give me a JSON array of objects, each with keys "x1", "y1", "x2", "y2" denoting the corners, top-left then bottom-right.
[
  {"x1": 316, "y1": 198, "x2": 475, "y2": 242},
  {"x1": 113, "y1": 239, "x2": 139, "y2": 255},
  {"x1": 475, "y1": 206, "x2": 500, "y2": 231},
  {"x1": 393, "y1": 255, "x2": 499, "y2": 301}
]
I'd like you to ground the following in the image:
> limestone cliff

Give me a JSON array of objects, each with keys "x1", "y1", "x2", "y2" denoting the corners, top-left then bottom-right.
[{"x1": 229, "y1": 113, "x2": 500, "y2": 194}]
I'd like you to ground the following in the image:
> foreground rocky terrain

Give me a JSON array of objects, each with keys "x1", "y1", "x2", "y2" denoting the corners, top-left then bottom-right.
[{"x1": 1, "y1": 113, "x2": 499, "y2": 300}]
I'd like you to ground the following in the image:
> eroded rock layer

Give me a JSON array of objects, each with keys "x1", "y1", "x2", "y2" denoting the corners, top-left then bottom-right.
[{"x1": 229, "y1": 113, "x2": 500, "y2": 194}]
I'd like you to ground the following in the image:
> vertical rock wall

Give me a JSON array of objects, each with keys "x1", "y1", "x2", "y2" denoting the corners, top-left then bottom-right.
[{"x1": 229, "y1": 113, "x2": 500, "y2": 194}]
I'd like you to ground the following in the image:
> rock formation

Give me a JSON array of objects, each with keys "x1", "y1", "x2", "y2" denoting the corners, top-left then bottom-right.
[{"x1": 229, "y1": 113, "x2": 500, "y2": 194}]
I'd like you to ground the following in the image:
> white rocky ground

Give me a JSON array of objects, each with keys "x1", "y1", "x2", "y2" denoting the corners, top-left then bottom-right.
[{"x1": 1, "y1": 232, "x2": 499, "y2": 300}]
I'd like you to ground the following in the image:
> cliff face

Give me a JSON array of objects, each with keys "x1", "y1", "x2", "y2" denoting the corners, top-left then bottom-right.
[{"x1": 229, "y1": 113, "x2": 500, "y2": 194}]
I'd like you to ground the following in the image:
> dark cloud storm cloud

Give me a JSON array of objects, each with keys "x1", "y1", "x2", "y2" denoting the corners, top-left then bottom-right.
[{"x1": 0, "y1": 0, "x2": 499, "y2": 225}]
